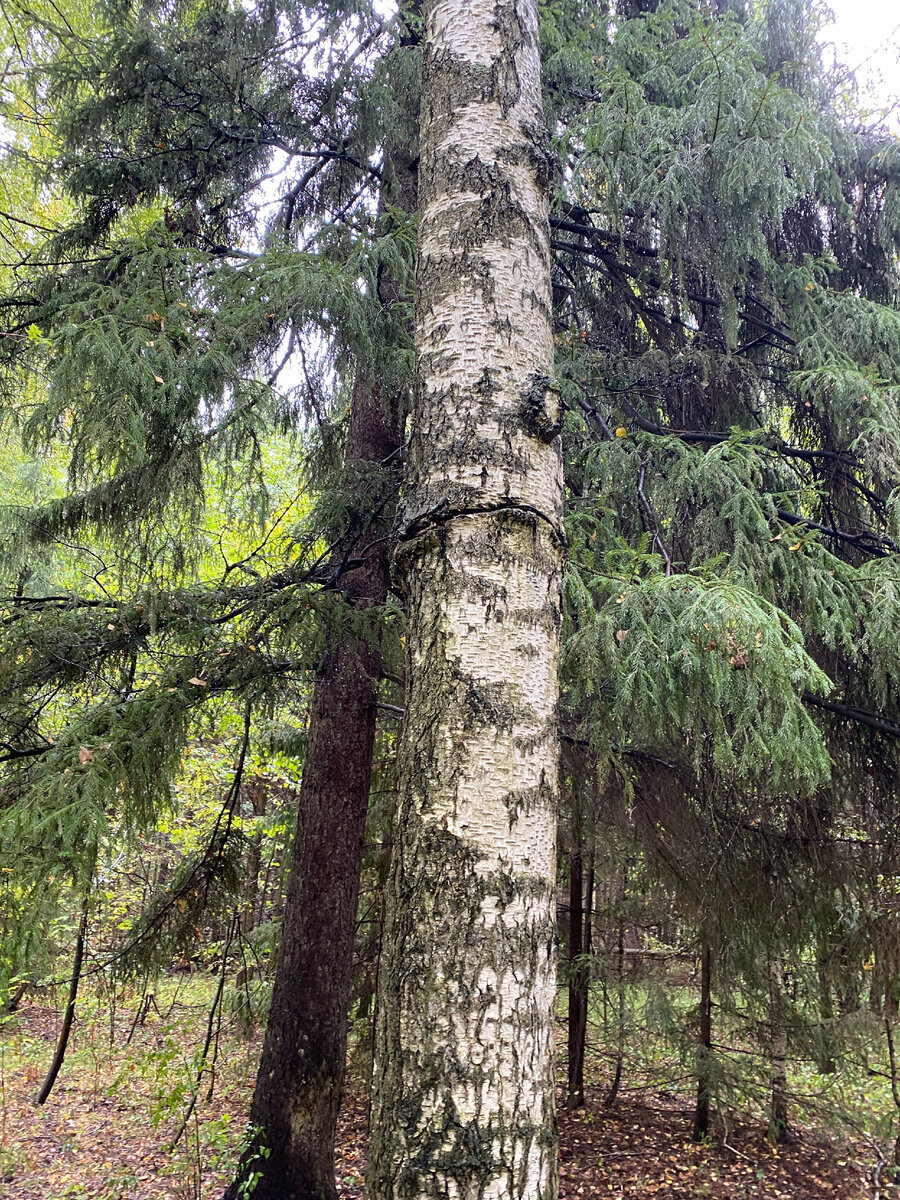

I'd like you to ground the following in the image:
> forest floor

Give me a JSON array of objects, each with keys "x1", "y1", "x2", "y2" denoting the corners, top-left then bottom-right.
[
  {"x1": 335, "y1": 1086, "x2": 874, "y2": 1200},
  {"x1": 0, "y1": 990, "x2": 885, "y2": 1199}
]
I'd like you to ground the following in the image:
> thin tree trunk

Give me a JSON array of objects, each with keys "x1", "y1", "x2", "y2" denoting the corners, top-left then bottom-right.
[
  {"x1": 604, "y1": 914, "x2": 626, "y2": 1109},
  {"x1": 883, "y1": 986, "x2": 900, "y2": 1175},
  {"x1": 36, "y1": 897, "x2": 89, "y2": 1106},
  {"x1": 767, "y1": 960, "x2": 791, "y2": 1144},
  {"x1": 692, "y1": 940, "x2": 712, "y2": 1141},
  {"x1": 241, "y1": 778, "x2": 267, "y2": 937},
  {"x1": 170, "y1": 911, "x2": 238, "y2": 1149},
  {"x1": 816, "y1": 951, "x2": 836, "y2": 1074},
  {"x1": 226, "y1": 149, "x2": 417, "y2": 1200},
  {"x1": 369, "y1": 0, "x2": 563, "y2": 1194},
  {"x1": 584, "y1": 856, "x2": 594, "y2": 966},
  {"x1": 567, "y1": 792, "x2": 587, "y2": 1109}
]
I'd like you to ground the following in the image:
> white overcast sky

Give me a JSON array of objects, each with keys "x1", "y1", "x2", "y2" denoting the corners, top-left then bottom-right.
[{"x1": 821, "y1": 0, "x2": 900, "y2": 118}]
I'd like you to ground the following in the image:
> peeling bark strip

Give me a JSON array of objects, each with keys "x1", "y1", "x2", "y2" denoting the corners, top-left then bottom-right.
[{"x1": 370, "y1": 2, "x2": 562, "y2": 1198}]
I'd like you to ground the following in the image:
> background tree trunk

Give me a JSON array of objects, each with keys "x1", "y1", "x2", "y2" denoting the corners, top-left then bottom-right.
[
  {"x1": 883, "y1": 985, "x2": 900, "y2": 1176},
  {"x1": 604, "y1": 906, "x2": 626, "y2": 1110},
  {"x1": 816, "y1": 948, "x2": 836, "y2": 1075},
  {"x1": 36, "y1": 896, "x2": 89, "y2": 1106},
  {"x1": 369, "y1": 0, "x2": 563, "y2": 1195},
  {"x1": 241, "y1": 777, "x2": 267, "y2": 937},
  {"x1": 692, "y1": 940, "x2": 712, "y2": 1141},
  {"x1": 767, "y1": 960, "x2": 791, "y2": 1144},
  {"x1": 567, "y1": 788, "x2": 587, "y2": 1109},
  {"x1": 226, "y1": 151, "x2": 417, "y2": 1200}
]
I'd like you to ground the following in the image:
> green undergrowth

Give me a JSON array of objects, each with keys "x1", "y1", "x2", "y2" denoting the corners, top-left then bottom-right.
[
  {"x1": 557, "y1": 966, "x2": 900, "y2": 1164},
  {"x1": 0, "y1": 973, "x2": 260, "y2": 1200}
]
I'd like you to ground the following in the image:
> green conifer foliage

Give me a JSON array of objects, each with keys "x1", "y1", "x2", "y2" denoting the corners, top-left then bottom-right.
[
  {"x1": 543, "y1": 0, "x2": 900, "y2": 791},
  {"x1": 0, "y1": 0, "x2": 413, "y2": 1002},
  {"x1": 544, "y1": 0, "x2": 900, "y2": 1131}
]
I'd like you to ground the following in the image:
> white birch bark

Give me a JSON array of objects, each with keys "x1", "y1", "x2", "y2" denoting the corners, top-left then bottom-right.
[{"x1": 369, "y1": 1, "x2": 562, "y2": 1197}]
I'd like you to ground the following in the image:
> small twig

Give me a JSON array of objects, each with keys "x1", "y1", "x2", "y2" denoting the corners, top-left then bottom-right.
[
  {"x1": 872, "y1": 1142, "x2": 886, "y2": 1200},
  {"x1": 637, "y1": 464, "x2": 673, "y2": 576},
  {"x1": 168, "y1": 911, "x2": 238, "y2": 1150},
  {"x1": 722, "y1": 1140, "x2": 755, "y2": 1163}
]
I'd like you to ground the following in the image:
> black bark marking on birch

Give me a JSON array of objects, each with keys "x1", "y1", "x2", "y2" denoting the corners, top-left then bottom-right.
[
  {"x1": 417, "y1": 257, "x2": 498, "y2": 323},
  {"x1": 519, "y1": 372, "x2": 562, "y2": 443},
  {"x1": 490, "y1": 0, "x2": 530, "y2": 114},
  {"x1": 503, "y1": 774, "x2": 555, "y2": 827},
  {"x1": 398, "y1": 503, "x2": 565, "y2": 550}
]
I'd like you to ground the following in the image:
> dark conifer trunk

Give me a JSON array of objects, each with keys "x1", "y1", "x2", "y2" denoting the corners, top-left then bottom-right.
[
  {"x1": 884, "y1": 986, "x2": 900, "y2": 1176},
  {"x1": 692, "y1": 939, "x2": 713, "y2": 1141},
  {"x1": 226, "y1": 152, "x2": 416, "y2": 1200},
  {"x1": 567, "y1": 831, "x2": 586, "y2": 1108},
  {"x1": 567, "y1": 782, "x2": 591, "y2": 1110},
  {"x1": 816, "y1": 951, "x2": 836, "y2": 1075},
  {"x1": 604, "y1": 891, "x2": 626, "y2": 1110},
  {"x1": 232, "y1": 625, "x2": 379, "y2": 1200},
  {"x1": 767, "y1": 960, "x2": 791, "y2": 1144}
]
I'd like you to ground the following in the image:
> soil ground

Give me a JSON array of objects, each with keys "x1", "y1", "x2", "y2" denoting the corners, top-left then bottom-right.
[{"x1": 0, "y1": 1000, "x2": 881, "y2": 1198}]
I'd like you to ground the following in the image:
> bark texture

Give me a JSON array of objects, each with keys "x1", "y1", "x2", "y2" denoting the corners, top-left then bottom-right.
[
  {"x1": 603, "y1": 915, "x2": 625, "y2": 1110},
  {"x1": 370, "y1": 2, "x2": 562, "y2": 1196},
  {"x1": 226, "y1": 153, "x2": 417, "y2": 1200}
]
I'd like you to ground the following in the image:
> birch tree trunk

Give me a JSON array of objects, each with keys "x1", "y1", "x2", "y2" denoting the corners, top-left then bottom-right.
[{"x1": 369, "y1": 1, "x2": 562, "y2": 1196}]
